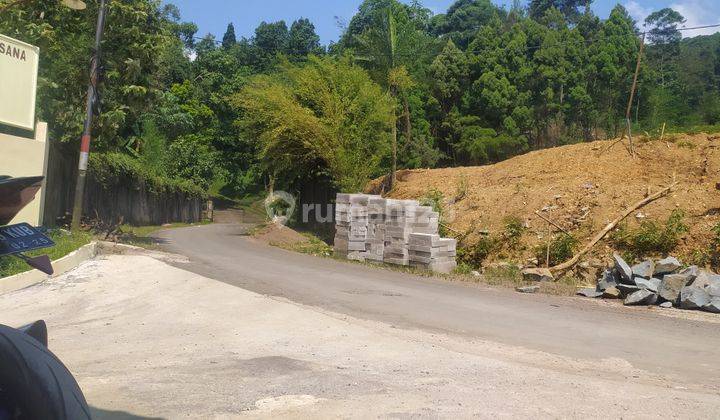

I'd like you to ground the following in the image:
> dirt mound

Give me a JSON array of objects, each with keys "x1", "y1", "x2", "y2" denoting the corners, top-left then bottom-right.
[
  {"x1": 251, "y1": 223, "x2": 310, "y2": 246},
  {"x1": 368, "y1": 133, "x2": 720, "y2": 266}
]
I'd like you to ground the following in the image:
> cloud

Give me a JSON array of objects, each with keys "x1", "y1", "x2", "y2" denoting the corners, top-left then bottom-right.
[
  {"x1": 624, "y1": 0, "x2": 652, "y2": 26},
  {"x1": 670, "y1": 0, "x2": 720, "y2": 37},
  {"x1": 623, "y1": 0, "x2": 719, "y2": 37}
]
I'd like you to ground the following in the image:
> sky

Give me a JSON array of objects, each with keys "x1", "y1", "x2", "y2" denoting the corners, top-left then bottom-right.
[{"x1": 167, "y1": 0, "x2": 720, "y2": 45}]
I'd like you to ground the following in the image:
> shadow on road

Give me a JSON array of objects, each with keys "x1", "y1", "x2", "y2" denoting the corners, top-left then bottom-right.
[{"x1": 91, "y1": 406, "x2": 164, "y2": 420}]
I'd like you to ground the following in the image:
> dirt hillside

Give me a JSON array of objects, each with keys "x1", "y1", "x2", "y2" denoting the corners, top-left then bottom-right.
[{"x1": 368, "y1": 133, "x2": 720, "y2": 266}]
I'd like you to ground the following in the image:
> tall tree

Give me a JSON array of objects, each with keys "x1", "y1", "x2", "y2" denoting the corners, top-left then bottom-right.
[
  {"x1": 288, "y1": 18, "x2": 322, "y2": 58},
  {"x1": 529, "y1": 0, "x2": 591, "y2": 23},
  {"x1": 222, "y1": 22, "x2": 237, "y2": 48},
  {"x1": 645, "y1": 8, "x2": 685, "y2": 87},
  {"x1": 430, "y1": 0, "x2": 505, "y2": 49}
]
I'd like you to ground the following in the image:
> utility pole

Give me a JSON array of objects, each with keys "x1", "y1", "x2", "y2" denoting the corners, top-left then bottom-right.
[
  {"x1": 71, "y1": 0, "x2": 108, "y2": 230},
  {"x1": 624, "y1": 32, "x2": 646, "y2": 158}
]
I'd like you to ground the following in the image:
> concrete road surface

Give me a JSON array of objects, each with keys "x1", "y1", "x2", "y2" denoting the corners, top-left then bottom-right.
[
  {"x1": 157, "y1": 223, "x2": 720, "y2": 389},
  {"x1": 1, "y1": 252, "x2": 719, "y2": 418}
]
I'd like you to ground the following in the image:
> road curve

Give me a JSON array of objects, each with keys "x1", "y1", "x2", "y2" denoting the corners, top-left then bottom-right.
[{"x1": 157, "y1": 223, "x2": 720, "y2": 389}]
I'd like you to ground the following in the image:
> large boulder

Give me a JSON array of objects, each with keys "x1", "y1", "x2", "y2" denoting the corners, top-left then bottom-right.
[
  {"x1": 653, "y1": 256, "x2": 682, "y2": 276},
  {"x1": 634, "y1": 277, "x2": 661, "y2": 293},
  {"x1": 697, "y1": 272, "x2": 720, "y2": 297},
  {"x1": 613, "y1": 254, "x2": 633, "y2": 284},
  {"x1": 521, "y1": 267, "x2": 554, "y2": 282},
  {"x1": 679, "y1": 286, "x2": 711, "y2": 310},
  {"x1": 624, "y1": 289, "x2": 658, "y2": 306},
  {"x1": 704, "y1": 298, "x2": 720, "y2": 313},
  {"x1": 678, "y1": 265, "x2": 699, "y2": 282},
  {"x1": 658, "y1": 273, "x2": 694, "y2": 302},
  {"x1": 631, "y1": 260, "x2": 655, "y2": 279}
]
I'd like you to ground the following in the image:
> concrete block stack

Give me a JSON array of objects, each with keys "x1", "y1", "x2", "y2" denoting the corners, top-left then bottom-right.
[
  {"x1": 408, "y1": 233, "x2": 457, "y2": 273},
  {"x1": 365, "y1": 196, "x2": 386, "y2": 262},
  {"x1": 334, "y1": 194, "x2": 369, "y2": 260},
  {"x1": 383, "y1": 199, "x2": 418, "y2": 266},
  {"x1": 333, "y1": 193, "x2": 457, "y2": 273}
]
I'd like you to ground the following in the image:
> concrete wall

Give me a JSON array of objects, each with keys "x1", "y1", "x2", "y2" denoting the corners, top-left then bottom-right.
[{"x1": 0, "y1": 122, "x2": 49, "y2": 225}]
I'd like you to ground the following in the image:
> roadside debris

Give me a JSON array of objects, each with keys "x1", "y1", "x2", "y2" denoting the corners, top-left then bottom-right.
[
  {"x1": 516, "y1": 285, "x2": 540, "y2": 294},
  {"x1": 578, "y1": 253, "x2": 720, "y2": 314}
]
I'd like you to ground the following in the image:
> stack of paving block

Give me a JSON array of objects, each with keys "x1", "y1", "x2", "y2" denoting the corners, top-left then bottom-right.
[
  {"x1": 408, "y1": 233, "x2": 457, "y2": 274},
  {"x1": 383, "y1": 199, "x2": 418, "y2": 266},
  {"x1": 365, "y1": 196, "x2": 386, "y2": 262},
  {"x1": 334, "y1": 194, "x2": 369, "y2": 260},
  {"x1": 333, "y1": 193, "x2": 457, "y2": 273}
]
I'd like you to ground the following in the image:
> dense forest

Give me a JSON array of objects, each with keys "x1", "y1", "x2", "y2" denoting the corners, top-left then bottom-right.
[{"x1": 2, "y1": 0, "x2": 719, "y2": 197}]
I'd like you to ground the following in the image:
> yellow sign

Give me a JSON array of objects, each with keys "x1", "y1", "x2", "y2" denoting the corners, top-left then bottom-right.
[{"x1": 0, "y1": 34, "x2": 39, "y2": 131}]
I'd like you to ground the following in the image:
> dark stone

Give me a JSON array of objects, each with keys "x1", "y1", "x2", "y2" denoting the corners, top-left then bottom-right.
[
  {"x1": 613, "y1": 254, "x2": 633, "y2": 284},
  {"x1": 596, "y1": 269, "x2": 619, "y2": 291},
  {"x1": 658, "y1": 273, "x2": 694, "y2": 302},
  {"x1": 653, "y1": 256, "x2": 682, "y2": 276},
  {"x1": 680, "y1": 286, "x2": 711, "y2": 310},
  {"x1": 631, "y1": 260, "x2": 655, "y2": 279},
  {"x1": 624, "y1": 289, "x2": 658, "y2": 306},
  {"x1": 577, "y1": 288, "x2": 603, "y2": 298},
  {"x1": 703, "y1": 298, "x2": 720, "y2": 313},
  {"x1": 634, "y1": 277, "x2": 661, "y2": 293},
  {"x1": 617, "y1": 283, "x2": 640, "y2": 297}
]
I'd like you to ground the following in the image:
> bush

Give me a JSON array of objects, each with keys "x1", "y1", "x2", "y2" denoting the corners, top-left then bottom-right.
[
  {"x1": 611, "y1": 210, "x2": 688, "y2": 259},
  {"x1": 89, "y1": 152, "x2": 206, "y2": 198},
  {"x1": 536, "y1": 234, "x2": 578, "y2": 266},
  {"x1": 502, "y1": 216, "x2": 525, "y2": 249},
  {"x1": 458, "y1": 235, "x2": 498, "y2": 267},
  {"x1": 710, "y1": 222, "x2": 720, "y2": 270}
]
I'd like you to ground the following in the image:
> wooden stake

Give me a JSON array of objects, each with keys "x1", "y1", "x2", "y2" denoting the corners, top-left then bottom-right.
[
  {"x1": 534, "y1": 211, "x2": 569, "y2": 235},
  {"x1": 625, "y1": 32, "x2": 646, "y2": 158},
  {"x1": 660, "y1": 122, "x2": 666, "y2": 140},
  {"x1": 550, "y1": 181, "x2": 677, "y2": 274}
]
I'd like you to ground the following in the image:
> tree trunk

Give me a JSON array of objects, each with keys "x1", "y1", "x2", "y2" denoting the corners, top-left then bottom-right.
[
  {"x1": 391, "y1": 110, "x2": 397, "y2": 190},
  {"x1": 403, "y1": 95, "x2": 412, "y2": 151}
]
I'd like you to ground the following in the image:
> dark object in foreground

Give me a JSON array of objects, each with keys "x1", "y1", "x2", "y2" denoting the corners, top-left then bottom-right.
[
  {"x1": 0, "y1": 324, "x2": 91, "y2": 419},
  {"x1": 0, "y1": 176, "x2": 43, "y2": 225}
]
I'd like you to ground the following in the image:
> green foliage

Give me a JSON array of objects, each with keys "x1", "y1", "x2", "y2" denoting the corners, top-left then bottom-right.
[
  {"x1": 458, "y1": 235, "x2": 499, "y2": 267},
  {"x1": 5, "y1": 0, "x2": 718, "y2": 204},
  {"x1": 503, "y1": 216, "x2": 525, "y2": 249},
  {"x1": 611, "y1": 210, "x2": 689, "y2": 259},
  {"x1": 234, "y1": 56, "x2": 393, "y2": 192},
  {"x1": 536, "y1": 234, "x2": 578, "y2": 266},
  {"x1": 89, "y1": 153, "x2": 205, "y2": 197},
  {"x1": 709, "y1": 222, "x2": 720, "y2": 270}
]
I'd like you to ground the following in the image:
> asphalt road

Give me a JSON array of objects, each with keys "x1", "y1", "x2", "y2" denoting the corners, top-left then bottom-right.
[{"x1": 157, "y1": 223, "x2": 720, "y2": 390}]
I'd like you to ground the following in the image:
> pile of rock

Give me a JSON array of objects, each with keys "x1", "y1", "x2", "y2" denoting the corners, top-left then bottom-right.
[
  {"x1": 578, "y1": 254, "x2": 720, "y2": 313},
  {"x1": 333, "y1": 193, "x2": 457, "y2": 273}
]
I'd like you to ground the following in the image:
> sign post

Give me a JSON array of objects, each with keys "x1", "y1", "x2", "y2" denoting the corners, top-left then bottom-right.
[{"x1": 0, "y1": 34, "x2": 39, "y2": 131}]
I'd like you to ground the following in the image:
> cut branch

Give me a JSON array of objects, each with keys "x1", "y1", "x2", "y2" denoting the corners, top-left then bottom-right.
[{"x1": 549, "y1": 181, "x2": 678, "y2": 274}]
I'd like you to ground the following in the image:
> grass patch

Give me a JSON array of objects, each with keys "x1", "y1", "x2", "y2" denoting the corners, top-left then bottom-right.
[
  {"x1": 0, "y1": 229, "x2": 92, "y2": 278},
  {"x1": 535, "y1": 234, "x2": 578, "y2": 266},
  {"x1": 610, "y1": 210, "x2": 688, "y2": 261}
]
